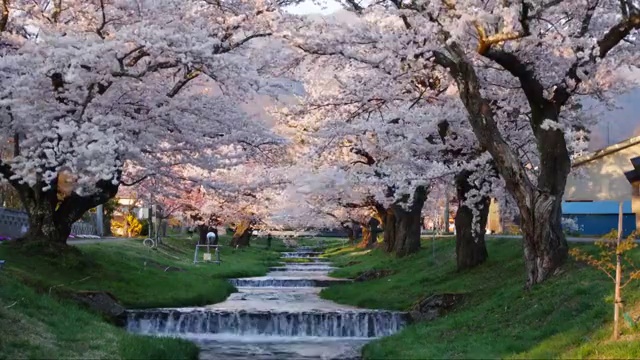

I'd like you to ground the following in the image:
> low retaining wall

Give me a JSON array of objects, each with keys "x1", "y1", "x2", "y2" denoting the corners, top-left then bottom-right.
[{"x1": 0, "y1": 207, "x2": 97, "y2": 238}]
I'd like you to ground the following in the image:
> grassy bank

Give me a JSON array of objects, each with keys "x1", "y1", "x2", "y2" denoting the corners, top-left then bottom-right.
[
  {"x1": 0, "y1": 275, "x2": 198, "y2": 360},
  {"x1": 0, "y1": 235, "x2": 283, "y2": 359},
  {"x1": 321, "y1": 238, "x2": 640, "y2": 359}
]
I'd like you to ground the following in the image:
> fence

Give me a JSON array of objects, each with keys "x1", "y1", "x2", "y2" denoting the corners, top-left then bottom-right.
[{"x1": 0, "y1": 207, "x2": 97, "y2": 239}]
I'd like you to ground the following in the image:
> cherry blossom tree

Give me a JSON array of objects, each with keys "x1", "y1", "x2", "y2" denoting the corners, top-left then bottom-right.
[
  {"x1": 281, "y1": 0, "x2": 634, "y2": 286},
  {"x1": 272, "y1": 12, "x2": 502, "y2": 260},
  {"x1": 267, "y1": 164, "x2": 380, "y2": 246},
  {"x1": 0, "y1": 0, "x2": 294, "y2": 249},
  {"x1": 271, "y1": 59, "x2": 470, "y2": 256}
]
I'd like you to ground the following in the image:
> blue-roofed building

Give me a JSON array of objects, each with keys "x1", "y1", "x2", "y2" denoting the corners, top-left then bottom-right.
[{"x1": 562, "y1": 200, "x2": 637, "y2": 237}]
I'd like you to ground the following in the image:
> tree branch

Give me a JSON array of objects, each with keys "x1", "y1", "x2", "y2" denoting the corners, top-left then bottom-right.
[
  {"x1": 0, "y1": 0, "x2": 9, "y2": 34},
  {"x1": 121, "y1": 174, "x2": 153, "y2": 187},
  {"x1": 342, "y1": 0, "x2": 364, "y2": 13},
  {"x1": 218, "y1": 32, "x2": 272, "y2": 54},
  {"x1": 95, "y1": 0, "x2": 115, "y2": 39},
  {"x1": 434, "y1": 42, "x2": 535, "y2": 204},
  {"x1": 350, "y1": 147, "x2": 376, "y2": 166},
  {"x1": 167, "y1": 69, "x2": 201, "y2": 98}
]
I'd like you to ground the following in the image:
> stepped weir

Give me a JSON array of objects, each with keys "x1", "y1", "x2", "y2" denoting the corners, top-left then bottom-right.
[{"x1": 126, "y1": 246, "x2": 408, "y2": 359}]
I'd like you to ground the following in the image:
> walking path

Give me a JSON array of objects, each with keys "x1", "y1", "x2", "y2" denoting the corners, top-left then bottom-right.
[{"x1": 125, "y1": 247, "x2": 408, "y2": 359}]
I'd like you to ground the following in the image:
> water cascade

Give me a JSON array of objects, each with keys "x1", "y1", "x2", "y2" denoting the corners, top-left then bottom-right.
[
  {"x1": 127, "y1": 308, "x2": 407, "y2": 337},
  {"x1": 125, "y1": 247, "x2": 408, "y2": 359},
  {"x1": 280, "y1": 252, "x2": 323, "y2": 258}
]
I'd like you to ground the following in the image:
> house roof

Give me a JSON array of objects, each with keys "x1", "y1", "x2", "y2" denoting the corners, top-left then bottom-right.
[
  {"x1": 563, "y1": 200, "x2": 634, "y2": 215},
  {"x1": 573, "y1": 136, "x2": 640, "y2": 168}
]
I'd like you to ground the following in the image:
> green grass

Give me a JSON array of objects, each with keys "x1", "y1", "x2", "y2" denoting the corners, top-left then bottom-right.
[
  {"x1": 0, "y1": 235, "x2": 283, "y2": 308},
  {"x1": 0, "y1": 234, "x2": 284, "y2": 359},
  {"x1": 320, "y1": 238, "x2": 640, "y2": 359},
  {"x1": 0, "y1": 274, "x2": 198, "y2": 360}
]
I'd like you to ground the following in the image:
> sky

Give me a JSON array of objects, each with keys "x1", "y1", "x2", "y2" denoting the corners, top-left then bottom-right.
[
  {"x1": 283, "y1": 0, "x2": 640, "y2": 152},
  {"x1": 286, "y1": 0, "x2": 343, "y2": 15}
]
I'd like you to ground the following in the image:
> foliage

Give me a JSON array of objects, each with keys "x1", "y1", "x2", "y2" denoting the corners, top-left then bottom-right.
[
  {"x1": 140, "y1": 219, "x2": 150, "y2": 237},
  {"x1": 111, "y1": 214, "x2": 143, "y2": 237},
  {"x1": 569, "y1": 231, "x2": 640, "y2": 289},
  {"x1": 278, "y1": 0, "x2": 639, "y2": 284},
  {"x1": 623, "y1": 312, "x2": 640, "y2": 333},
  {"x1": 320, "y1": 238, "x2": 640, "y2": 359},
  {"x1": 561, "y1": 216, "x2": 583, "y2": 237},
  {"x1": 0, "y1": 0, "x2": 292, "y2": 241},
  {"x1": 570, "y1": 230, "x2": 640, "y2": 338}
]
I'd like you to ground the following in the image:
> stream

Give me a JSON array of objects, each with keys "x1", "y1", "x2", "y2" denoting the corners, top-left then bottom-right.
[{"x1": 125, "y1": 247, "x2": 408, "y2": 359}]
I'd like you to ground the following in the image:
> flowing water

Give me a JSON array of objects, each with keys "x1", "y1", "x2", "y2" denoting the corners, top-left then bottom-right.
[{"x1": 126, "y1": 248, "x2": 408, "y2": 359}]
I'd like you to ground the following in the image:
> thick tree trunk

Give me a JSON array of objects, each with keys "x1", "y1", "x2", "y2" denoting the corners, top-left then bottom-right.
[
  {"x1": 22, "y1": 200, "x2": 73, "y2": 248},
  {"x1": 357, "y1": 217, "x2": 379, "y2": 249},
  {"x1": 437, "y1": 47, "x2": 570, "y2": 286},
  {"x1": 382, "y1": 187, "x2": 427, "y2": 257},
  {"x1": 519, "y1": 193, "x2": 568, "y2": 287},
  {"x1": 12, "y1": 175, "x2": 119, "y2": 250},
  {"x1": 231, "y1": 219, "x2": 252, "y2": 248},
  {"x1": 454, "y1": 169, "x2": 489, "y2": 271}
]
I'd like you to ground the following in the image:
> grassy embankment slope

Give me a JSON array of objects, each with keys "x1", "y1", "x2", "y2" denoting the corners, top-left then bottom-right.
[
  {"x1": 0, "y1": 235, "x2": 283, "y2": 359},
  {"x1": 321, "y1": 238, "x2": 640, "y2": 359}
]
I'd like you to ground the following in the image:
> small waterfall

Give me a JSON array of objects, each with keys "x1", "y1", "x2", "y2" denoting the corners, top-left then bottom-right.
[
  {"x1": 126, "y1": 309, "x2": 409, "y2": 338},
  {"x1": 281, "y1": 252, "x2": 323, "y2": 258},
  {"x1": 283, "y1": 257, "x2": 326, "y2": 263},
  {"x1": 269, "y1": 267, "x2": 335, "y2": 272},
  {"x1": 124, "y1": 246, "x2": 407, "y2": 358},
  {"x1": 229, "y1": 278, "x2": 351, "y2": 288}
]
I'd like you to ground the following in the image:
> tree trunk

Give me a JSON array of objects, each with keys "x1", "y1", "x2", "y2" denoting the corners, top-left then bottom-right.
[
  {"x1": 454, "y1": 169, "x2": 489, "y2": 271},
  {"x1": 198, "y1": 225, "x2": 208, "y2": 245},
  {"x1": 382, "y1": 186, "x2": 428, "y2": 257},
  {"x1": 12, "y1": 174, "x2": 119, "y2": 250},
  {"x1": 437, "y1": 47, "x2": 570, "y2": 286},
  {"x1": 343, "y1": 223, "x2": 355, "y2": 244},
  {"x1": 357, "y1": 217, "x2": 379, "y2": 249},
  {"x1": 231, "y1": 219, "x2": 252, "y2": 248},
  {"x1": 22, "y1": 199, "x2": 73, "y2": 248},
  {"x1": 211, "y1": 228, "x2": 219, "y2": 246},
  {"x1": 519, "y1": 192, "x2": 568, "y2": 287}
]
